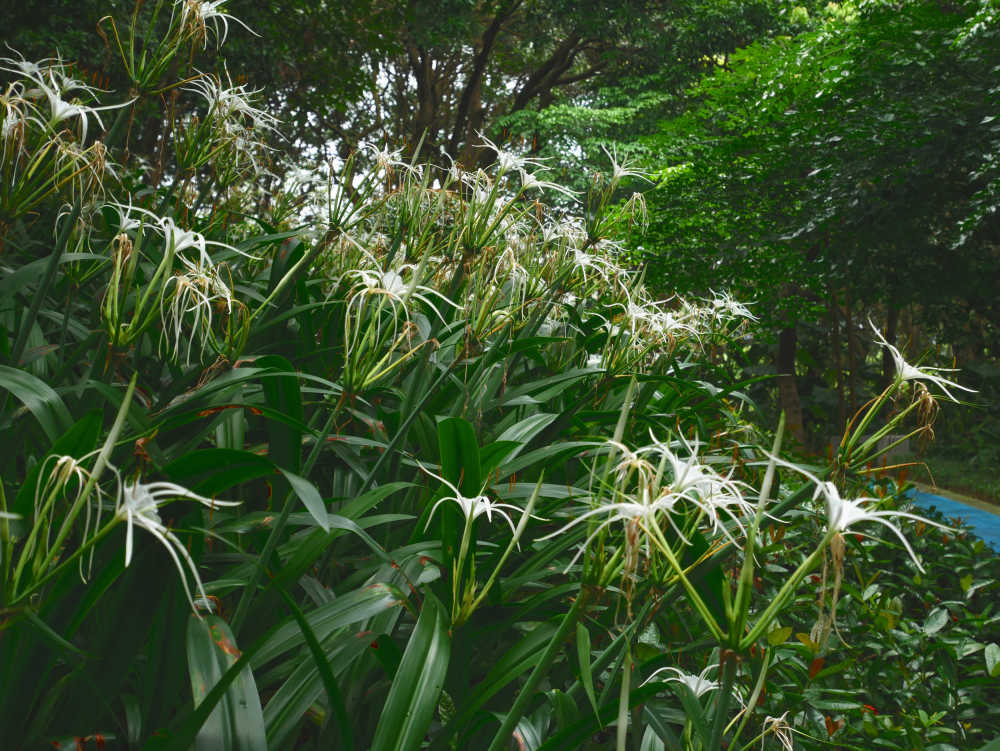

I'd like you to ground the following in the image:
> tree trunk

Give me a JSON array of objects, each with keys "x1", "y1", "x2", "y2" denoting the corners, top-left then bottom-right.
[
  {"x1": 843, "y1": 288, "x2": 858, "y2": 416},
  {"x1": 778, "y1": 326, "x2": 806, "y2": 446},
  {"x1": 830, "y1": 287, "x2": 846, "y2": 430}
]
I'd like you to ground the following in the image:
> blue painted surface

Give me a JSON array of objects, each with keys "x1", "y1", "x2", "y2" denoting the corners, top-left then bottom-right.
[{"x1": 907, "y1": 489, "x2": 1000, "y2": 551}]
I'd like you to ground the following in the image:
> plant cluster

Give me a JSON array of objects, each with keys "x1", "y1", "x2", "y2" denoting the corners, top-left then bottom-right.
[{"x1": 1, "y1": 3, "x2": 997, "y2": 750}]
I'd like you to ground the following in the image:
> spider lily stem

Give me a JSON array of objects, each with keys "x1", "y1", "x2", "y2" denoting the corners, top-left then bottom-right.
[
  {"x1": 458, "y1": 475, "x2": 543, "y2": 626},
  {"x1": 486, "y1": 593, "x2": 586, "y2": 751},
  {"x1": 451, "y1": 512, "x2": 476, "y2": 623},
  {"x1": 648, "y1": 520, "x2": 725, "y2": 643},
  {"x1": 21, "y1": 374, "x2": 137, "y2": 599},
  {"x1": 616, "y1": 645, "x2": 633, "y2": 751},
  {"x1": 733, "y1": 413, "x2": 785, "y2": 643},
  {"x1": 841, "y1": 384, "x2": 893, "y2": 457},
  {"x1": 739, "y1": 533, "x2": 832, "y2": 651},
  {"x1": 11, "y1": 201, "x2": 81, "y2": 365},
  {"x1": 728, "y1": 647, "x2": 773, "y2": 743},
  {"x1": 708, "y1": 650, "x2": 739, "y2": 751},
  {"x1": 852, "y1": 398, "x2": 923, "y2": 460},
  {"x1": 244, "y1": 237, "x2": 328, "y2": 331},
  {"x1": 12, "y1": 517, "x2": 119, "y2": 606}
]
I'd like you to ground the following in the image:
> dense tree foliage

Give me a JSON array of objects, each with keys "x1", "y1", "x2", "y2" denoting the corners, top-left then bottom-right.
[
  {"x1": 638, "y1": 0, "x2": 1000, "y2": 443},
  {"x1": 2, "y1": 0, "x2": 798, "y2": 172}
]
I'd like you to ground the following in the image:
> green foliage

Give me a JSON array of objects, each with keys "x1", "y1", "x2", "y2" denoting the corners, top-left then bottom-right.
[
  {"x1": 0, "y1": 4, "x2": 997, "y2": 751},
  {"x1": 641, "y1": 0, "x2": 1000, "y2": 321}
]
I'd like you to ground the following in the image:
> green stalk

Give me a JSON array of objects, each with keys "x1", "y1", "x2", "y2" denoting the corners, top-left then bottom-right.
[
  {"x1": 841, "y1": 385, "x2": 893, "y2": 456},
  {"x1": 245, "y1": 238, "x2": 329, "y2": 330},
  {"x1": 739, "y1": 535, "x2": 831, "y2": 651},
  {"x1": 11, "y1": 201, "x2": 81, "y2": 365},
  {"x1": 12, "y1": 517, "x2": 119, "y2": 605},
  {"x1": 25, "y1": 374, "x2": 137, "y2": 597},
  {"x1": 708, "y1": 653, "x2": 738, "y2": 751},
  {"x1": 616, "y1": 646, "x2": 633, "y2": 751},
  {"x1": 486, "y1": 594, "x2": 585, "y2": 751},
  {"x1": 451, "y1": 512, "x2": 476, "y2": 623},
  {"x1": 851, "y1": 398, "x2": 922, "y2": 462},
  {"x1": 728, "y1": 648, "x2": 772, "y2": 745},
  {"x1": 648, "y1": 522, "x2": 725, "y2": 643},
  {"x1": 230, "y1": 398, "x2": 344, "y2": 633},
  {"x1": 733, "y1": 413, "x2": 785, "y2": 643}
]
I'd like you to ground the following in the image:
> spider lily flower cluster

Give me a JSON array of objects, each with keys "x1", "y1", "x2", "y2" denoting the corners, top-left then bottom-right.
[
  {"x1": 0, "y1": 53, "x2": 132, "y2": 145},
  {"x1": 870, "y1": 320, "x2": 977, "y2": 403},
  {"x1": 99, "y1": 203, "x2": 250, "y2": 364},
  {"x1": 835, "y1": 324, "x2": 978, "y2": 472},
  {"x1": 0, "y1": 55, "x2": 129, "y2": 220},
  {"x1": 543, "y1": 433, "x2": 756, "y2": 583},
  {"x1": 8, "y1": 449, "x2": 238, "y2": 615}
]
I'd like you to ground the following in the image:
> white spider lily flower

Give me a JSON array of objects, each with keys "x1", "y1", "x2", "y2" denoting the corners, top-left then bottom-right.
[
  {"x1": 570, "y1": 247, "x2": 616, "y2": 283},
  {"x1": 870, "y1": 321, "x2": 976, "y2": 403},
  {"x1": 642, "y1": 433, "x2": 756, "y2": 546},
  {"x1": 763, "y1": 712, "x2": 795, "y2": 751},
  {"x1": 477, "y1": 132, "x2": 547, "y2": 175},
  {"x1": 816, "y1": 480, "x2": 947, "y2": 573},
  {"x1": 107, "y1": 199, "x2": 145, "y2": 234},
  {"x1": 539, "y1": 494, "x2": 669, "y2": 571},
  {"x1": 605, "y1": 439, "x2": 658, "y2": 488},
  {"x1": 116, "y1": 479, "x2": 239, "y2": 614},
  {"x1": 490, "y1": 248, "x2": 536, "y2": 309},
  {"x1": 349, "y1": 264, "x2": 458, "y2": 323},
  {"x1": 178, "y1": 0, "x2": 258, "y2": 48},
  {"x1": 622, "y1": 191, "x2": 649, "y2": 231},
  {"x1": 609, "y1": 294, "x2": 700, "y2": 346},
  {"x1": 158, "y1": 216, "x2": 259, "y2": 264},
  {"x1": 360, "y1": 142, "x2": 414, "y2": 175},
  {"x1": 185, "y1": 73, "x2": 279, "y2": 134},
  {"x1": 643, "y1": 665, "x2": 721, "y2": 697},
  {"x1": 543, "y1": 217, "x2": 587, "y2": 248},
  {"x1": 418, "y1": 463, "x2": 523, "y2": 535},
  {"x1": 33, "y1": 454, "x2": 107, "y2": 580},
  {"x1": 644, "y1": 664, "x2": 747, "y2": 710},
  {"x1": 648, "y1": 308, "x2": 700, "y2": 343},
  {"x1": 770, "y1": 455, "x2": 950, "y2": 572},
  {"x1": 35, "y1": 70, "x2": 132, "y2": 142},
  {"x1": 539, "y1": 446, "x2": 693, "y2": 571},
  {"x1": 519, "y1": 170, "x2": 579, "y2": 199},
  {"x1": 0, "y1": 49, "x2": 60, "y2": 80},
  {"x1": 709, "y1": 291, "x2": 758, "y2": 322},
  {"x1": 160, "y1": 263, "x2": 234, "y2": 365},
  {"x1": 600, "y1": 144, "x2": 651, "y2": 186}
]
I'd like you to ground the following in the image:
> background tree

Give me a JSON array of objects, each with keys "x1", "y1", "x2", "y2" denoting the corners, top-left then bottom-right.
[{"x1": 638, "y1": 0, "x2": 1000, "y2": 445}]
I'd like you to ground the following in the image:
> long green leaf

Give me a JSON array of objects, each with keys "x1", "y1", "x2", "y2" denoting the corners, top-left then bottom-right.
[
  {"x1": 273, "y1": 586, "x2": 353, "y2": 749},
  {"x1": 370, "y1": 593, "x2": 451, "y2": 751},
  {"x1": 278, "y1": 468, "x2": 330, "y2": 532},
  {"x1": 252, "y1": 583, "x2": 404, "y2": 667},
  {"x1": 186, "y1": 615, "x2": 267, "y2": 751},
  {"x1": 576, "y1": 622, "x2": 600, "y2": 720},
  {"x1": 0, "y1": 364, "x2": 73, "y2": 442},
  {"x1": 255, "y1": 354, "x2": 303, "y2": 473}
]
